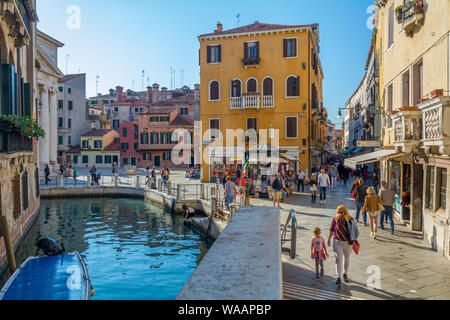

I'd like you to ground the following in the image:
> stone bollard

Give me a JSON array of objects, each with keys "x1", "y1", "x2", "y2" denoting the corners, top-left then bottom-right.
[
  {"x1": 230, "y1": 204, "x2": 238, "y2": 220},
  {"x1": 136, "y1": 176, "x2": 141, "y2": 188},
  {"x1": 167, "y1": 181, "x2": 172, "y2": 196},
  {"x1": 114, "y1": 174, "x2": 119, "y2": 187},
  {"x1": 59, "y1": 175, "x2": 64, "y2": 188},
  {"x1": 158, "y1": 179, "x2": 162, "y2": 192},
  {"x1": 200, "y1": 184, "x2": 205, "y2": 200},
  {"x1": 87, "y1": 176, "x2": 91, "y2": 187},
  {"x1": 177, "y1": 184, "x2": 182, "y2": 201}
]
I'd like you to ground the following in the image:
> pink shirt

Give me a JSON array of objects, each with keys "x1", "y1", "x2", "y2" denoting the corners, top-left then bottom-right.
[{"x1": 311, "y1": 236, "x2": 325, "y2": 252}]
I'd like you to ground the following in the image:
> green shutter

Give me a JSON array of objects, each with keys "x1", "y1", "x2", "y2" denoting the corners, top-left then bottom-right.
[
  {"x1": 2, "y1": 64, "x2": 13, "y2": 115},
  {"x1": 23, "y1": 83, "x2": 31, "y2": 117},
  {"x1": 13, "y1": 72, "x2": 18, "y2": 115}
]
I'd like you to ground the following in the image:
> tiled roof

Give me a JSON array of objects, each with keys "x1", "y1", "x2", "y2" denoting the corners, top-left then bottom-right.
[
  {"x1": 170, "y1": 114, "x2": 194, "y2": 126},
  {"x1": 152, "y1": 93, "x2": 196, "y2": 106},
  {"x1": 82, "y1": 129, "x2": 112, "y2": 137},
  {"x1": 199, "y1": 21, "x2": 316, "y2": 38},
  {"x1": 58, "y1": 74, "x2": 85, "y2": 83},
  {"x1": 145, "y1": 107, "x2": 177, "y2": 115},
  {"x1": 104, "y1": 142, "x2": 120, "y2": 151}
]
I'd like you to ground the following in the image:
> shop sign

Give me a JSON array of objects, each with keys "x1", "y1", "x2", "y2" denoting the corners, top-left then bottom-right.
[{"x1": 356, "y1": 140, "x2": 382, "y2": 147}]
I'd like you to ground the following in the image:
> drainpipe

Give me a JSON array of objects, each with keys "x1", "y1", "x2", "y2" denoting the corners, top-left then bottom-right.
[{"x1": 1, "y1": 215, "x2": 17, "y2": 273}]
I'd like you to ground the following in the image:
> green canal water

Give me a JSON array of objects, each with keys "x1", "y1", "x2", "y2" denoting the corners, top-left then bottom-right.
[{"x1": 1, "y1": 198, "x2": 210, "y2": 300}]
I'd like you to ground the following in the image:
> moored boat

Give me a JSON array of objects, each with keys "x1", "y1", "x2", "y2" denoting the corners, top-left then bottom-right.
[{"x1": 0, "y1": 252, "x2": 93, "y2": 300}]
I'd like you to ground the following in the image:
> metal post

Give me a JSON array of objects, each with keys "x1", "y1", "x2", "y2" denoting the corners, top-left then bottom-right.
[
  {"x1": 1, "y1": 215, "x2": 16, "y2": 273},
  {"x1": 177, "y1": 184, "x2": 182, "y2": 201},
  {"x1": 167, "y1": 181, "x2": 172, "y2": 196},
  {"x1": 59, "y1": 175, "x2": 64, "y2": 188}
]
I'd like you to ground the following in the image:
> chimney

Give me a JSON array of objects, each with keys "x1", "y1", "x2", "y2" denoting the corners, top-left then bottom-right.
[
  {"x1": 116, "y1": 86, "x2": 124, "y2": 103},
  {"x1": 146, "y1": 86, "x2": 153, "y2": 103},
  {"x1": 215, "y1": 22, "x2": 223, "y2": 33}
]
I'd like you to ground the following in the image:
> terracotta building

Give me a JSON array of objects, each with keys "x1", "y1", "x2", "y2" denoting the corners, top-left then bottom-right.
[{"x1": 119, "y1": 121, "x2": 140, "y2": 167}]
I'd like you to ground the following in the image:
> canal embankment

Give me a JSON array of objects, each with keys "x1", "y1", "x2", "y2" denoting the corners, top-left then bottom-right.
[{"x1": 176, "y1": 206, "x2": 282, "y2": 300}]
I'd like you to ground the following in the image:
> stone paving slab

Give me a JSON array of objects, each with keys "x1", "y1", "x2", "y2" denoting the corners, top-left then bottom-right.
[{"x1": 249, "y1": 178, "x2": 450, "y2": 300}]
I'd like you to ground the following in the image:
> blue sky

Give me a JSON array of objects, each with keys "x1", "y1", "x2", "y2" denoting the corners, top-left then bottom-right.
[{"x1": 37, "y1": 0, "x2": 375, "y2": 127}]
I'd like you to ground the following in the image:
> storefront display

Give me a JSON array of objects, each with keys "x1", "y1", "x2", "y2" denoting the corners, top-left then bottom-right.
[{"x1": 389, "y1": 161, "x2": 401, "y2": 214}]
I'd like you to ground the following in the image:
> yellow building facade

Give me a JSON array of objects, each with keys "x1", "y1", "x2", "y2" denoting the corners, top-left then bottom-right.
[{"x1": 198, "y1": 22, "x2": 325, "y2": 182}]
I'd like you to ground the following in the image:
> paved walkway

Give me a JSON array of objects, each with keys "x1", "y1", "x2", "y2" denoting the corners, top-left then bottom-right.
[{"x1": 250, "y1": 180, "x2": 450, "y2": 300}]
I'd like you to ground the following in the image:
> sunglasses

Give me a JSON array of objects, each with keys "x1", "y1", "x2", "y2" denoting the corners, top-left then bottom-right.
[{"x1": 338, "y1": 210, "x2": 345, "y2": 214}]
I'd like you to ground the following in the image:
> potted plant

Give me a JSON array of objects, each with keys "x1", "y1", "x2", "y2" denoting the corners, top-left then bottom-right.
[
  {"x1": 415, "y1": 0, "x2": 424, "y2": 13},
  {"x1": 431, "y1": 89, "x2": 444, "y2": 98},
  {"x1": 0, "y1": 114, "x2": 45, "y2": 138},
  {"x1": 394, "y1": 5, "x2": 404, "y2": 23}
]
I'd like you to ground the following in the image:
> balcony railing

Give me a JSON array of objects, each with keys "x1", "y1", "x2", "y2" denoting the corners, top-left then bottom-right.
[
  {"x1": 391, "y1": 107, "x2": 422, "y2": 153},
  {"x1": 0, "y1": 129, "x2": 33, "y2": 154},
  {"x1": 402, "y1": 0, "x2": 425, "y2": 35},
  {"x1": 242, "y1": 57, "x2": 260, "y2": 67},
  {"x1": 261, "y1": 95, "x2": 274, "y2": 108},
  {"x1": 230, "y1": 95, "x2": 274, "y2": 110}
]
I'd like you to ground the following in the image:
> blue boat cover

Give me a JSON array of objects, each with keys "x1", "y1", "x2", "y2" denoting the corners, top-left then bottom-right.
[{"x1": 0, "y1": 252, "x2": 90, "y2": 300}]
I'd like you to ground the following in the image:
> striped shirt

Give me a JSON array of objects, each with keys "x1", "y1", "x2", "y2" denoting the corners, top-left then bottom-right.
[{"x1": 330, "y1": 217, "x2": 350, "y2": 241}]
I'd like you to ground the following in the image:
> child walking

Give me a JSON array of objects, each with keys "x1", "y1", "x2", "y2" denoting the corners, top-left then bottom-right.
[{"x1": 311, "y1": 227, "x2": 329, "y2": 279}]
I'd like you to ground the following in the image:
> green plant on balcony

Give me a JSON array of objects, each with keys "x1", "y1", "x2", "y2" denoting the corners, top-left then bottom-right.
[
  {"x1": 0, "y1": 114, "x2": 45, "y2": 138},
  {"x1": 242, "y1": 57, "x2": 261, "y2": 66},
  {"x1": 394, "y1": 5, "x2": 405, "y2": 23}
]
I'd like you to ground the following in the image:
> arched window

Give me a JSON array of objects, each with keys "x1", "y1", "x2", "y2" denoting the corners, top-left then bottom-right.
[
  {"x1": 209, "y1": 80, "x2": 220, "y2": 101},
  {"x1": 246, "y1": 78, "x2": 257, "y2": 93},
  {"x1": 286, "y1": 76, "x2": 300, "y2": 97},
  {"x1": 231, "y1": 79, "x2": 241, "y2": 97},
  {"x1": 263, "y1": 77, "x2": 273, "y2": 96}
]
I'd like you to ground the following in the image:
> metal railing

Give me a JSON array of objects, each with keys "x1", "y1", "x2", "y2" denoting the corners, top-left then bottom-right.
[{"x1": 281, "y1": 209, "x2": 297, "y2": 260}]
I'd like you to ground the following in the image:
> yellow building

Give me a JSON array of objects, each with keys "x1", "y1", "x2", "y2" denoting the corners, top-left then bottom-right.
[
  {"x1": 79, "y1": 129, "x2": 120, "y2": 168},
  {"x1": 375, "y1": 0, "x2": 450, "y2": 259},
  {"x1": 198, "y1": 22, "x2": 325, "y2": 182}
]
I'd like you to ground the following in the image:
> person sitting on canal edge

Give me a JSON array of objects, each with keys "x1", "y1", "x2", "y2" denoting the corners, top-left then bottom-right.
[{"x1": 183, "y1": 205, "x2": 196, "y2": 223}]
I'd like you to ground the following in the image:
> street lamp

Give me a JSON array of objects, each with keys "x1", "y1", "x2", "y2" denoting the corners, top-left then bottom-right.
[{"x1": 337, "y1": 106, "x2": 387, "y2": 119}]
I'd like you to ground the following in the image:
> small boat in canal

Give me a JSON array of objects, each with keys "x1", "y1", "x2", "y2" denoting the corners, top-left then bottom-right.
[{"x1": 0, "y1": 251, "x2": 94, "y2": 300}]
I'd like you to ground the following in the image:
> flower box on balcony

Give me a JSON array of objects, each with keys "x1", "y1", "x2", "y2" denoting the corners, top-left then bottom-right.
[
  {"x1": 403, "y1": 0, "x2": 425, "y2": 35},
  {"x1": 431, "y1": 89, "x2": 444, "y2": 99},
  {"x1": 242, "y1": 57, "x2": 260, "y2": 67},
  {"x1": 395, "y1": 5, "x2": 405, "y2": 23}
]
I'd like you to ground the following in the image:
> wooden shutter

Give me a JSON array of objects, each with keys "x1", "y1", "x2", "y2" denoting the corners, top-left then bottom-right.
[
  {"x1": 286, "y1": 77, "x2": 292, "y2": 97},
  {"x1": 283, "y1": 39, "x2": 287, "y2": 57},
  {"x1": 255, "y1": 41, "x2": 260, "y2": 58},
  {"x1": 247, "y1": 79, "x2": 257, "y2": 93},
  {"x1": 296, "y1": 76, "x2": 300, "y2": 96},
  {"x1": 263, "y1": 78, "x2": 273, "y2": 96},
  {"x1": 244, "y1": 42, "x2": 248, "y2": 59},
  {"x1": 388, "y1": 5, "x2": 394, "y2": 48},
  {"x1": 23, "y1": 82, "x2": 31, "y2": 117},
  {"x1": 292, "y1": 39, "x2": 297, "y2": 57},
  {"x1": 218, "y1": 45, "x2": 221, "y2": 62},
  {"x1": 2, "y1": 64, "x2": 13, "y2": 115},
  {"x1": 207, "y1": 46, "x2": 211, "y2": 63}
]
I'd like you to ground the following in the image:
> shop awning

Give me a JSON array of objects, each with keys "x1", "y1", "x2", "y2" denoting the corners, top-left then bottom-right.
[
  {"x1": 352, "y1": 147, "x2": 364, "y2": 154},
  {"x1": 344, "y1": 149, "x2": 398, "y2": 170},
  {"x1": 342, "y1": 148, "x2": 354, "y2": 155}
]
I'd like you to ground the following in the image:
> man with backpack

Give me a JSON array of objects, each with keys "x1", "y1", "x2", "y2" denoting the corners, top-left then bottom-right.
[{"x1": 271, "y1": 173, "x2": 283, "y2": 208}]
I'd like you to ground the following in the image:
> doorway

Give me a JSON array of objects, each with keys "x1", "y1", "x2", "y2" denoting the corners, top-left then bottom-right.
[{"x1": 154, "y1": 156, "x2": 161, "y2": 167}]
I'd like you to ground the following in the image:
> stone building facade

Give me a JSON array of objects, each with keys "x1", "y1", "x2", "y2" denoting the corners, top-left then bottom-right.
[
  {"x1": 56, "y1": 74, "x2": 87, "y2": 165},
  {"x1": 0, "y1": 0, "x2": 40, "y2": 272},
  {"x1": 36, "y1": 29, "x2": 64, "y2": 172}
]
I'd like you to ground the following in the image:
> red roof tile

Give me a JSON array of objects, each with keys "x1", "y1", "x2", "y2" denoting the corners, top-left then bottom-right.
[
  {"x1": 170, "y1": 114, "x2": 194, "y2": 126},
  {"x1": 82, "y1": 129, "x2": 112, "y2": 137},
  {"x1": 104, "y1": 142, "x2": 120, "y2": 151},
  {"x1": 199, "y1": 21, "x2": 317, "y2": 38}
]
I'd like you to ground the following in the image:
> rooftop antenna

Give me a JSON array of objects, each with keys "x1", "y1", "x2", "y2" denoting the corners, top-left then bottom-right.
[
  {"x1": 65, "y1": 54, "x2": 70, "y2": 74},
  {"x1": 96, "y1": 75, "x2": 99, "y2": 95},
  {"x1": 141, "y1": 70, "x2": 145, "y2": 91},
  {"x1": 180, "y1": 69, "x2": 184, "y2": 88},
  {"x1": 237, "y1": 13, "x2": 240, "y2": 28},
  {"x1": 147, "y1": 76, "x2": 150, "y2": 87}
]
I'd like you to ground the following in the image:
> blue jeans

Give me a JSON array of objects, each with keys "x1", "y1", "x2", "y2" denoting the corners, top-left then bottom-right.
[
  {"x1": 320, "y1": 187, "x2": 327, "y2": 201},
  {"x1": 380, "y1": 206, "x2": 394, "y2": 232},
  {"x1": 355, "y1": 201, "x2": 366, "y2": 223},
  {"x1": 225, "y1": 194, "x2": 234, "y2": 210}
]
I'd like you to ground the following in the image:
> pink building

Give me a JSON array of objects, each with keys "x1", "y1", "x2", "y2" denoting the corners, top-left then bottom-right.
[
  {"x1": 138, "y1": 108, "x2": 194, "y2": 168},
  {"x1": 119, "y1": 121, "x2": 140, "y2": 167}
]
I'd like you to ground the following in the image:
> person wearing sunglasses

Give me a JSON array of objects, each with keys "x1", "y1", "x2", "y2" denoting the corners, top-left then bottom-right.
[{"x1": 328, "y1": 205, "x2": 357, "y2": 285}]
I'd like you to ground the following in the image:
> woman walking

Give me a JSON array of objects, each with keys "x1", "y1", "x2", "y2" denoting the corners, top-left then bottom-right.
[
  {"x1": 328, "y1": 205, "x2": 355, "y2": 285},
  {"x1": 361, "y1": 187, "x2": 384, "y2": 239},
  {"x1": 309, "y1": 173, "x2": 318, "y2": 204},
  {"x1": 224, "y1": 177, "x2": 236, "y2": 211}
]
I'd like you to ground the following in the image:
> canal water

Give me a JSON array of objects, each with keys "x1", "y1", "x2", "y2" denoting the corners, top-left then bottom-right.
[{"x1": 0, "y1": 198, "x2": 210, "y2": 300}]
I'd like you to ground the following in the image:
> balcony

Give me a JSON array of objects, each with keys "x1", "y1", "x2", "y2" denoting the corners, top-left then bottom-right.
[
  {"x1": 230, "y1": 95, "x2": 274, "y2": 110},
  {"x1": 402, "y1": 0, "x2": 425, "y2": 36},
  {"x1": 391, "y1": 107, "x2": 422, "y2": 153},
  {"x1": 242, "y1": 57, "x2": 260, "y2": 68},
  {"x1": 419, "y1": 95, "x2": 450, "y2": 155},
  {"x1": 0, "y1": 129, "x2": 33, "y2": 154}
]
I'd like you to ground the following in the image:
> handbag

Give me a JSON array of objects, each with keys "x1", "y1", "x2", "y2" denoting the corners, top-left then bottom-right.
[
  {"x1": 352, "y1": 240, "x2": 360, "y2": 255},
  {"x1": 352, "y1": 192, "x2": 356, "y2": 199},
  {"x1": 378, "y1": 203, "x2": 385, "y2": 211}
]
